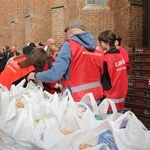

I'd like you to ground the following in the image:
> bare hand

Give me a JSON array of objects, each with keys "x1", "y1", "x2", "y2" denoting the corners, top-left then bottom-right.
[
  {"x1": 27, "y1": 72, "x2": 36, "y2": 81},
  {"x1": 58, "y1": 84, "x2": 63, "y2": 91}
]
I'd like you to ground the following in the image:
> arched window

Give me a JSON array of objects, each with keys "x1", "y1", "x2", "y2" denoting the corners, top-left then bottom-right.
[{"x1": 87, "y1": 0, "x2": 107, "y2": 5}]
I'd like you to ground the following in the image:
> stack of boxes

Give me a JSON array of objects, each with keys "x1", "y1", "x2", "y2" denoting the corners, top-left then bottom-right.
[{"x1": 125, "y1": 47, "x2": 150, "y2": 129}]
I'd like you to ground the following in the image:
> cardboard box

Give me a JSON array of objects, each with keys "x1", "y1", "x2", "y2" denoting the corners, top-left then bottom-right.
[{"x1": 98, "y1": 130, "x2": 118, "y2": 150}]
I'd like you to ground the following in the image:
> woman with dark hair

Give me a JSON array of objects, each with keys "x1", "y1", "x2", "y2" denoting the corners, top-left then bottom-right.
[
  {"x1": 0, "y1": 48, "x2": 49, "y2": 90},
  {"x1": 98, "y1": 30, "x2": 128, "y2": 113}
]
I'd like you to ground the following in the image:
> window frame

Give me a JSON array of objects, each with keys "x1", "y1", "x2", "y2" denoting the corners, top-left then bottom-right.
[{"x1": 86, "y1": 0, "x2": 107, "y2": 6}]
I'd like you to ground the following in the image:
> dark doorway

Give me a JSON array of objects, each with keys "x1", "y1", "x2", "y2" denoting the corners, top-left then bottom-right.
[
  {"x1": 143, "y1": 0, "x2": 150, "y2": 47},
  {"x1": 148, "y1": 0, "x2": 150, "y2": 46}
]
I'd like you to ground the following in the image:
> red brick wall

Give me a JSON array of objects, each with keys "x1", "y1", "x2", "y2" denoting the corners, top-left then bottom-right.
[
  {"x1": 114, "y1": 0, "x2": 143, "y2": 48},
  {"x1": 0, "y1": 0, "x2": 144, "y2": 51}
]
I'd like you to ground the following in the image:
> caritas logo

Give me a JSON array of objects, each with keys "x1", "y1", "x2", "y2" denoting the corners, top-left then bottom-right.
[{"x1": 115, "y1": 59, "x2": 125, "y2": 67}]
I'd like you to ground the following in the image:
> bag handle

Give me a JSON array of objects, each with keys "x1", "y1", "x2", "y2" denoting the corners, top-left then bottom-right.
[
  {"x1": 97, "y1": 98, "x2": 118, "y2": 114},
  {"x1": 114, "y1": 111, "x2": 147, "y2": 130},
  {"x1": 80, "y1": 93, "x2": 97, "y2": 111}
]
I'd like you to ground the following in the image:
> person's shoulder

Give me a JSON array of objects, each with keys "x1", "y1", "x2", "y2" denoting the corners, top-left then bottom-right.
[
  {"x1": 118, "y1": 45, "x2": 126, "y2": 50},
  {"x1": 61, "y1": 40, "x2": 70, "y2": 49},
  {"x1": 118, "y1": 46, "x2": 128, "y2": 52},
  {"x1": 14, "y1": 55, "x2": 26, "y2": 62}
]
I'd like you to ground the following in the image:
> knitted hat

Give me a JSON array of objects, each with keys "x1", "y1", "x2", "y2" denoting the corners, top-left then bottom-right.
[{"x1": 22, "y1": 46, "x2": 34, "y2": 55}]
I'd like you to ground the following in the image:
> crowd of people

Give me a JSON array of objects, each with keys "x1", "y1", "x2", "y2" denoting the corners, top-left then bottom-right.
[{"x1": 0, "y1": 19, "x2": 130, "y2": 113}]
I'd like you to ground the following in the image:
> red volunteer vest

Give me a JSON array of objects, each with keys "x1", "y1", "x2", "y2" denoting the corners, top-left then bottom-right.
[
  {"x1": 104, "y1": 53, "x2": 128, "y2": 111},
  {"x1": 0, "y1": 56, "x2": 35, "y2": 90},
  {"x1": 62, "y1": 40, "x2": 104, "y2": 102}
]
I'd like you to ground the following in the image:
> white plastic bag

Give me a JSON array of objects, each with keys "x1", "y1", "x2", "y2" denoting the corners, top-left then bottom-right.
[
  {"x1": 0, "y1": 98, "x2": 24, "y2": 149},
  {"x1": 95, "y1": 98, "x2": 121, "y2": 121},
  {"x1": 59, "y1": 109, "x2": 84, "y2": 132},
  {"x1": 0, "y1": 86, "x2": 11, "y2": 114},
  {"x1": 74, "y1": 102, "x2": 103, "y2": 130},
  {"x1": 111, "y1": 111, "x2": 150, "y2": 150},
  {"x1": 0, "y1": 129, "x2": 16, "y2": 150},
  {"x1": 0, "y1": 99, "x2": 18, "y2": 136},
  {"x1": 31, "y1": 118, "x2": 66, "y2": 150},
  {"x1": 12, "y1": 107, "x2": 35, "y2": 142},
  {"x1": 71, "y1": 121, "x2": 111, "y2": 150}
]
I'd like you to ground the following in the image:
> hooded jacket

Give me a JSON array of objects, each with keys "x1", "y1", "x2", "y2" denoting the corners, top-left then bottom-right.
[{"x1": 62, "y1": 40, "x2": 104, "y2": 101}]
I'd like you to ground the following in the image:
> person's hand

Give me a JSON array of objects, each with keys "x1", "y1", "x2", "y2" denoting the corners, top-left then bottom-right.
[
  {"x1": 55, "y1": 83, "x2": 63, "y2": 92},
  {"x1": 27, "y1": 72, "x2": 36, "y2": 81},
  {"x1": 58, "y1": 84, "x2": 63, "y2": 91}
]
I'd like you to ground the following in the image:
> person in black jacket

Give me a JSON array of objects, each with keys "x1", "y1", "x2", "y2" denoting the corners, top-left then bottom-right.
[
  {"x1": 4, "y1": 45, "x2": 11, "y2": 62},
  {"x1": 4, "y1": 45, "x2": 20, "y2": 62},
  {"x1": 9, "y1": 45, "x2": 20, "y2": 58},
  {"x1": 0, "y1": 48, "x2": 6, "y2": 72}
]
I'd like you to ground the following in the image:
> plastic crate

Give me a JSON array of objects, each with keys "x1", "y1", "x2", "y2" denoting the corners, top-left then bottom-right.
[
  {"x1": 126, "y1": 95, "x2": 150, "y2": 106},
  {"x1": 130, "y1": 68, "x2": 150, "y2": 77},
  {"x1": 125, "y1": 103, "x2": 150, "y2": 118},
  {"x1": 130, "y1": 53, "x2": 150, "y2": 63},
  {"x1": 131, "y1": 62, "x2": 150, "y2": 70},
  {"x1": 127, "y1": 88, "x2": 150, "y2": 97},
  {"x1": 124, "y1": 107, "x2": 150, "y2": 130},
  {"x1": 132, "y1": 47, "x2": 150, "y2": 54},
  {"x1": 135, "y1": 115, "x2": 150, "y2": 130},
  {"x1": 128, "y1": 77, "x2": 150, "y2": 88}
]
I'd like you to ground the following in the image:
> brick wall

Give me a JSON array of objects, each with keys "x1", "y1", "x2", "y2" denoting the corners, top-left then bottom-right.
[{"x1": 0, "y1": 0, "x2": 144, "y2": 51}]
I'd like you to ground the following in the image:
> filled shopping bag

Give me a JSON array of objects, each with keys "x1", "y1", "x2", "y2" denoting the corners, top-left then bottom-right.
[
  {"x1": 59, "y1": 108, "x2": 85, "y2": 132},
  {"x1": 31, "y1": 118, "x2": 74, "y2": 150},
  {"x1": 59, "y1": 89, "x2": 76, "y2": 107},
  {"x1": 110, "y1": 111, "x2": 150, "y2": 150},
  {"x1": 95, "y1": 98, "x2": 122, "y2": 121},
  {"x1": 12, "y1": 107, "x2": 35, "y2": 141},
  {"x1": 0, "y1": 98, "x2": 25, "y2": 149},
  {"x1": 44, "y1": 92, "x2": 60, "y2": 118},
  {"x1": 71, "y1": 121, "x2": 111, "y2": 150},
  {"x1": 10, "y1": 79, "x2": 27, "y2": 94},
  {"x1": 57, "y1": 89, "x2": 77, "y2": 120},
  {"x1": 75, "y1": 102, "x2": 103, "y2": 130}
]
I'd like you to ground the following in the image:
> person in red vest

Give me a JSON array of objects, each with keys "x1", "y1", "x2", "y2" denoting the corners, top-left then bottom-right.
[
  {"x1": 0, "y1": 48, "x2": 49, "y2": 90},
  {"x1": 27, "y1": 19, "x2": 104, "y2": 102},
  {"x1": 98, "y1": 30, "x2": 128, "y2": 113},
  {"x1": 115, "y1": 34, "x2": 130, "y2": 71},
  {"x1": 43, "y1": 45, "x2": 62, "y2": 94}
]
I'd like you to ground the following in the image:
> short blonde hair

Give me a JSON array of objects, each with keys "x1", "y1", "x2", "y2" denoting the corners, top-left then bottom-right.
[{"x1": 47, "y1": 45, "x2": 59, "y2": 55}]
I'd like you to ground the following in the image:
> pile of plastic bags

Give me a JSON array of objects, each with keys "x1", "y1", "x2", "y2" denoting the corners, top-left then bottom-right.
[{"x1": 0, "y1": 80, "x2": 150, "y2": 150}]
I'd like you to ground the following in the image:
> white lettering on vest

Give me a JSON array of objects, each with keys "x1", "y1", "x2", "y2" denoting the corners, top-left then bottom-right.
[
  {"x1": 7, "y1": 65, "x2": 17, "y2": 73},
  {"x1": 115, "y1": 59, "x2": 125, "y2": 67},
  {"x1": 82, "y1": 51, "x2": 102, "y2": 56},
  {"x1": 10, "y1": 60, "x2": 20, "y2": 69}
]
